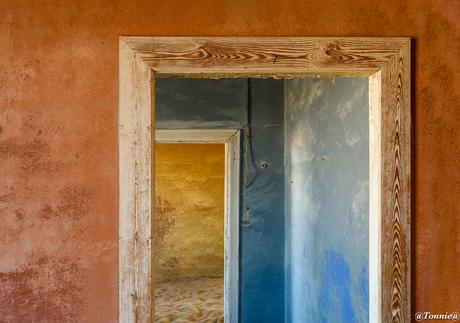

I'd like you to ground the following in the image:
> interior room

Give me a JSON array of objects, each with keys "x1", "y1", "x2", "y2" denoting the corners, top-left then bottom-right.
[
  {"x1": 153, "y1": 76, "x2": 369, "y2": 322},
  {"x1": 154, "y1": 143, "x2": 226, "y2": 322}
]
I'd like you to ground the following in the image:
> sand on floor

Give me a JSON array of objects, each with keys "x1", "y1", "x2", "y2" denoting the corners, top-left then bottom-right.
[{"x1": 155, "y1": 276, "x2": 224, "y2": 323}]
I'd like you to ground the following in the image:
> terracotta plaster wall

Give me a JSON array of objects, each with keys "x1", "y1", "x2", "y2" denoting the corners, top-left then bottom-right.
[{"x1": 0, "y1": 0, "x2": 459, "y2": 321}]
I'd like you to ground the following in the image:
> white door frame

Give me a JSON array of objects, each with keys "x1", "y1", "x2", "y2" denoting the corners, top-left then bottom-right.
[
  {"x1": 155, "y1": 129, "x2": 240, "y2": 323},
  {"x1": 119, "y1": 37, "x2": 411, "y2": 323}
]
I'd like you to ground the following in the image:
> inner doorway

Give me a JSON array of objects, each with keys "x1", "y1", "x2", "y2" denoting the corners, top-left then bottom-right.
[
  {"x1": 154, "y1": 143, "x2": 225, "y2": 322},
  {"x1": 154, "y1": 129, "x2": 240, "y2": 322}
]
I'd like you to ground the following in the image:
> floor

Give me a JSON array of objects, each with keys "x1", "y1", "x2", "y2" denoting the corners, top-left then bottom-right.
[{"x1": 155, "y1": 276, "x2": 224, "y2": 323}]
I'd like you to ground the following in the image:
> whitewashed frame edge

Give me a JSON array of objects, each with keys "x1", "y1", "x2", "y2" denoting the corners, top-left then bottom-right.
[
  {"x1": 119, "y1": 36, "x2": 411, "y2": 323},
  {"x1": 119, "y1": 38, "x2": 154, "y2": 323}
]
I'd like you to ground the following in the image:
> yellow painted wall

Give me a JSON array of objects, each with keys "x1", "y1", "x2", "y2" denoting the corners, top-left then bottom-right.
[{"x1": 154, "y1": 143, "x2": 225, "y2": 281}]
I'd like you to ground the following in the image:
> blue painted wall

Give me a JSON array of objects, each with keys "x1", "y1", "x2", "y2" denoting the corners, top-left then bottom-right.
[
  {"x1": 284, "y1": 78, "x2": 370, "y2": 323},
  {"x1": 156, "y1": 77, "x2": 369, "y2": 323},
  {"x1": 155, "y1": 78, "x2": 285, "y2": 322}
]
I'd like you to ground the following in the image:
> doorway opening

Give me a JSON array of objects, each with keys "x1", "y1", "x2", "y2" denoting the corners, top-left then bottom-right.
[
  {"x1": 154, "y1": 143, "x2": 225, "y2": 322},
  {"x1": 154, "y1": 129, "x2": 240, "y2": 322},
  {"x1": 119, "y1": 36, "x2": 411, "y2": 323},
  {"x1": 154, "y1": 76, "x2": 370, "y2": 322}
]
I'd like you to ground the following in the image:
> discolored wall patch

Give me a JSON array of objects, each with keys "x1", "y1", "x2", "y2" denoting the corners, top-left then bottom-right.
[
  {"x1": 0, "y1": 256, "x2": 89, "y2": 322},
  {"x1": 154, "y1": 195, "x2": 176, "y2": 246}
]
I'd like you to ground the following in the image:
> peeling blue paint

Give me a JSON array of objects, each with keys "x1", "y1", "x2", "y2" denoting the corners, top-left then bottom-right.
[
  {"x1": 319, "y1": 249, "x2": 354, "y2": 322},
  {"x1": 358, "y1": 262, "x2": 370, "y2": 315},
  {"x1": 285, "y1": 78, "x2": 369, "y2": 323}
]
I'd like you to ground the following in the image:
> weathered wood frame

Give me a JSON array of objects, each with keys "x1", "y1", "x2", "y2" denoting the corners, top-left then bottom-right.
[
  {"x1": 119, "y1": 37, "x2": 411, "y2": 323},
  {"x1": 154, "y1": 129, "x2": 240, "y2": 323}
]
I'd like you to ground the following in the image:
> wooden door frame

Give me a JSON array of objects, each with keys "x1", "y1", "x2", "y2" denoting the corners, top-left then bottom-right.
[
  {"x1": 119, "y1": 37, "x2": 411, "y2": 323},
  {"x1": 154, "y1": 129, "x2": 240, "y2": 323}
]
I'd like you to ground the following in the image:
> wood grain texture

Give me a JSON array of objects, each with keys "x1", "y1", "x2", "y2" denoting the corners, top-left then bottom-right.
[
  {"x1": 119, "y1": 39, "x2": 153, "y2": 323},
  {"x1": 119, "y1": 36, "x2": 411, "y2": 323},
  {"x1": 120, "y1": 37, "x2": 409, "y2": 77},
  {"x1": 380, "y1": 40, "x2": 411, "y2": 323}
]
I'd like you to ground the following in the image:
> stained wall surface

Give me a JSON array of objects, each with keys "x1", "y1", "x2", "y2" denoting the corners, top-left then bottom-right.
[
  {"x1": 1, "y1": 0, "x2": 460, "y2": 322},
  {"x1": 154, "y1": 143, "x2": 225, "y2": 281},
  {"x1": 285, "y1": 78, "x2": 369, "y2": 322},
  {"x1": 155, "y1": 78, "x2": 285, "y2": 322}
]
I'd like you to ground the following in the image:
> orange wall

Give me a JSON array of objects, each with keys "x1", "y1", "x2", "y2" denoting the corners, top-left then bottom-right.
[
  {"x1": 1, "y1": 0, "x2": 459, "y2": 321},
  {"x1": 155, "y1": 143, "x2": 225, "y2": 281}
]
